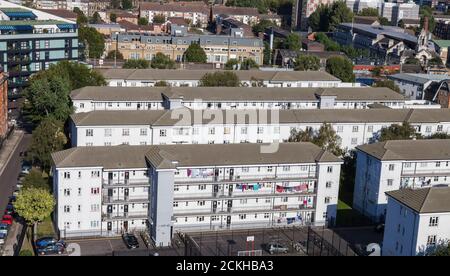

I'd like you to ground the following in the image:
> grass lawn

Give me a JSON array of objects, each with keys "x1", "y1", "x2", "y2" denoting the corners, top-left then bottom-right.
[
  {"x1": 336, "y1": 200, "x2": 373, "y2": 227},
  {"x1": 36, "y1": 216, "x2": 56, "y2": 238},
  {"x1": 20, "y1": 228, "x2": 35, "y2": 256}
]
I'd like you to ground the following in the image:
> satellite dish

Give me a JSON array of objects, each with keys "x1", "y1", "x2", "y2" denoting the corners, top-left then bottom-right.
[{"x1": 366, "y1": 243, "x2": 381, "y2": 256}]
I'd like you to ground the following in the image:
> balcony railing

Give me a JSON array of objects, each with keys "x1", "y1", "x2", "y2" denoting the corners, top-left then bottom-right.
[
  {"x1": 175, "y1": 174, "x2": 317, "y2": 184},
  {"x1": 102, "y1": 178, "x2": 150, "y2": 187},
  {"x1": 102, "y1": 195, "x2": 149, "y2": 204},
  {"x1": 102, "y1": 211, "x2": 148, "y2": 220}
]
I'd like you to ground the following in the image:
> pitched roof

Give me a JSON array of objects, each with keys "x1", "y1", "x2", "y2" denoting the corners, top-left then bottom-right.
[
  {"x1": 386, "y1": 187, "x2": 450, "y2": 213},
  {"x1": 212, "y1": 5, "x2": 259, "y2": 16},
  {"x1": 389, "y1": 73, "x2": 450, "y2": 84},
  {"x1": 70, "y1": 109, "x2": 450, "y2": 127},
  {"x1": 98, "y1": 68, "x2": 341, "y2": 82},
  {"x1": 357, "y1": 139, "x2": 450, "y2": 161},
  {"x1": 36, "y1": 9, "x2": 77, "y2": 19},
  {"x1": 139, "y1": 1, "x2": 209, "y2": 14},
  {"x1": 52, "y1": 142, "x2": 342, "y2": 169},
  {"x1": 70, "y1": 86, "x2": 405, "y2": 102}
]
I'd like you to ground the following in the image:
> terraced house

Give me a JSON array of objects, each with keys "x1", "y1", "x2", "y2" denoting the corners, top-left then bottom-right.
[
  {"x1": 0, "y1": 0, "x2": 79, "y2": 94},
  {"x1": 51, "y1": 143, "x2": 342, "y2": 245},
  {"x1": 109, "y1": 31, "x2": 264, "y2": 65}
]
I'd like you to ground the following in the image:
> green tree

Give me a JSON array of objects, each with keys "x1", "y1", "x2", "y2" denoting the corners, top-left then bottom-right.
[
  {"x1": 373, "y1": 80, "x2": 401, "y2": 93},
  {"x1": 123, "y1": 59, "x2": 150, "y2": 69},
  {"x1": 315, "y1": 32, "x2": 340, "y2": 51},
  {"x1": 155, "y1": 81, "x2": 168, "y2": 87},
  {"x1": 106, "y1": 50, "x2": 124, "y2": 60},
  {"x1": 379, "y1": 122, "x2": 421, "y2": 142},
  {"x1": 283, "y1": 33, "x2": 301, "y2": 51},
  {"x1": 151, "y1": 53, "x2": 176, "y2": 69},
  {"x1": 429, "y1": 242, "x2": 450, "y2": 256},
  {"x1": 420, "y1": 6, "x2": 436, "y2": 32},
  {"x1": 405, "y1": 57, "x2": 420, "y2": 65},
  {"x1": 429, "y1": 57, "x2": 443, "y2": 66},
  {"x1": 263, "y1": 41, "x2": 272, "y2": 65},
  {"x1": 23, "y1": 75, "x2": 72, "y2": 124},
  {"x1": 252, "y1": 19, "x2": 276, "y2": 35},
  {"x1": 110, "y1": 13, "x2": 117, "y2": 23},
  {"x1": 27, "y1": 118, "x2": 67, "y2": 172},
  {"x1": 13, "y1": 188, "x2": 55, "y2": 235},
  {"x1": 21, "y1": 169, "x2": 50, "y2": 191},
  {"x1": 153, "y1": 14, "x2": 166, "y2": 24},
  {"x1": 309, "y1": 2, "x2": 353, "y2": 31},
  {"x1": 138, "y1": 17, "x2": 149, "y2": 25},
  {"x1": 121, "y1": 0, "x2": 132, "y2": 10},
  {"x1": 427, "y1": 133, "x2": 450, "y2": 139},
  {"x1": 241, "y1": 59, "x2": 259, "y2": 70},
  {"x1": 225, "y1": 59, "x2": 240, "y2": 70},
  {"x1": 225, "y1": 0, "x2": 286, "y2": 14},
  {"x1": 90, "y1": 12, "x2": 102, "y2": 24},
  {"x1": 37, "y1": 61, "x2": 106, "y2": 90},
  {"x1": 79, "y1": 26, "x2": 105, "y2": 59},
  {"x1": 73, "y1": 7, "x2": 88, "y2": 26},
  {"x1": 294, "y1": 55, "x2": 320, "y2": 71},
  {"x1": 289, "y1": 123, "x2": 344, "y2": 156},
  {"x1": 199, "y1": 72, "x2": 240, "y2": 87},
  {"x1": 378, "y1": 17, "x2": 390, "y2": 26},
  {"x1": 326, "y1": 56, "x2": 355, "y2": 82},
  {"x1": 358, "y1": 7, "x2": 379, "y2": 17},
  {"x1": 184, "y1": 43, "x2": 207, "y2": 63},
  {"x1": 19, "y1": 250, "x2": 33, "y2": 256}
]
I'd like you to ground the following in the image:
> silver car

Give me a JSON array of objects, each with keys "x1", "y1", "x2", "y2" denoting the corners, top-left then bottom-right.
[{"x1": 266, "y1": 242, "x2": 289, "y2": 255}]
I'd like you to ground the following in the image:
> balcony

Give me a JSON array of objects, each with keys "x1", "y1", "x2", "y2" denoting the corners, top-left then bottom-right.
[
  {"x1": 7, "y1": 70, "x2": 31, "y2": 78},
  {"x1": 175, "y1": 174, "x2": 317, "y2": 185},
  {"x1": 102, "y1": 178, "x2": 150, "y2": 187},
  {"x1": 7, "y1": 45, "x2": 31, "y2": 53},
  {"x1": 7, "y1": 56, "x2": 31, "y2": 65},
  {"x1": 102, "y1": 195, "x2": 149, "y2": 204},
  {"x1": 102, "y1": 211, "x2": 148, "y2": 221}
]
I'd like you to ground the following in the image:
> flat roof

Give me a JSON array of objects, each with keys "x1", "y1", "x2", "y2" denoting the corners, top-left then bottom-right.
[
  {"x1": 52, "y1": 142, "x2": 342, "y2": 169},
  {"x1": 386, "y1": 187, "x2": 450, "y2": 214},
  {"x1": 98, "y1": 69, "x2": 341, "y2": 82},
  {"x1": 70, "y1": 108, "x2": 450, "y2": 126},
  {"x1": 357, "y1": 139, "x2": 450, "y2": 161},
  {"x1": 70, "y1": 86, "x2": 404, "y2": 102}
]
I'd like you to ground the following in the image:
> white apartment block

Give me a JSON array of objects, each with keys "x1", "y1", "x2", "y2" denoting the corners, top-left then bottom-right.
[
  {"x1": 99, "y1": 69, "x2": 351, "y2": 88},
  {"x1": 52, "y1": 143, "x2": 342, "y2": 245},
  {"x1": 70, "y1": 86, "x2": 406, "y2": 113},
  {"x1": 383, "y1": 187, "x2": 450, "y2": 256},
  {"x1": 381, "y1": 2, "x2": 420, "y2": 25},
  {"x1": 354, "y1": 139, "x2": 450, "y2": 222},
  {"x1": 69, "y1": 108, "x2": 450, "y2": 150},
  {"x1": 388, "y1": 73, "x2": 450, "y2": 100}
]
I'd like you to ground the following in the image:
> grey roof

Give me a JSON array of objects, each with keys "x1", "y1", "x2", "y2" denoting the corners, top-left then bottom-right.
[
  {"x1": 70, "y1": 108, "x2": 450, "y2": 127},
  {"x1": 389, "y1": 73, "x2": 450, "y2": 85},
  {"x1": 71, "y1": 86, "x2": 403, "y2": 102},
  {"x1": 386, "y1": 187, "x2": 450, "y2": 214},
  {"x1": 52, "y1": 142, "x2": 342, "y2": 169},
  {"x1": 98, "y1": 68, "x2": 340, "y2": 82},
  {"x1": 357, "y1": 139, "x2": 450, "y2": 161},
  {"x1": 339, "y1": 23, "x2": 418, "y2": 45}
]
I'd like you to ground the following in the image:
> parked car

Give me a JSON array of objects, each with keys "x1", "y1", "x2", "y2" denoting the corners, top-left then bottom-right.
[
  {"x1": 0, "y1": 223, "x2": 8, "y2": 235},
  {"x1": 266, "y1": 242, "x2": 289, "y2": 255},
  {"x1": 36, "y1": 243, "x2": 65, "y2": 256},
  {"x1": 35, "y1": 237, "x2": 66, "y2": 249},
  {"x1": 0, "y1": 232, "x2": 6, "y2": 245},
  {"x1": 122, "y1": 233, "x2": 139, "y2": 249},
  {"x1": 4, "y1": 204, "x2": 14, "y2": 216},
  {"x1": 1, "y1": 215, "x2": 13, "y2": 225},
  {"x1": 12, "y1": 189, "x2": 19, "y2": 197},
  {"x1": 20, "y1": 162, "x2": 31, "y2": 175},
  {"x1": 8, "y1": 196, "x2": 16, "y2": 204}
]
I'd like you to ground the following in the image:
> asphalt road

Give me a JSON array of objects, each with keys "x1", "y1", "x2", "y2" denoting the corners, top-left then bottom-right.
[{"x1": 0, "y1": 133, "x2": 31, "y2": 214}]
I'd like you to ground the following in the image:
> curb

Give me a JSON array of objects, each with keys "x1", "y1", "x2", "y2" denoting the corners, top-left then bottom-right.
[{"x1": 0, "y1": 130, "x2": 25, "y2": 178}]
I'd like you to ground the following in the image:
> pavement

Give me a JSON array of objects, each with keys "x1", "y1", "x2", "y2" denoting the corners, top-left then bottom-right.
[{"x1": 1, "y1": 221, "x2": 24, "y2": 256}]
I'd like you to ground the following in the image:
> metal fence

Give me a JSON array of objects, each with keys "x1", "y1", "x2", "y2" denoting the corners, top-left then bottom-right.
[{"x1": 306, "y1": 226, "x2": 358, "y2": 256}]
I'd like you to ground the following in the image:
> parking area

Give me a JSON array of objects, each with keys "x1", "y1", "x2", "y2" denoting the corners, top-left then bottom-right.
[{"x1": 184, "y1": 227, "x2": 309, "y2": 256}]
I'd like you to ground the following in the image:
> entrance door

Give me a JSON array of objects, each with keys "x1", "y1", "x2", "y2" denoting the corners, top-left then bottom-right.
[
  {"x1": 124, "y1": 188, "x2": 129, "y2": 200},
  {"x1": 125, "y1": 172, "x2": 130, "y2": 184},
  {"x1": 226, "y1": 216, "x2": 231, "y2": 227},
  {"x1": 229, "y1": 168, "x2": 234, "y2": 180},
  {"x1": 212, "y1": 201, "x2": 217, "y2": 213},
  {"x1": 123, "y1": 221, "x2": 128, "y2": 233},
  {"x1": 108, "y1": 172, "x2": 113, "y2": 184},
  {"x1": 228, "y1": 184, "x2": 233, "y2": 196},
  {"x1": 124, "y1": 204, "x2": 129, "y2": 215},
  {"x1": 107, "y1": 205, "x2": 112, "y2": 214},
  {"x1": 107, "y1": 222, "x2": 112, "y2": 231}
]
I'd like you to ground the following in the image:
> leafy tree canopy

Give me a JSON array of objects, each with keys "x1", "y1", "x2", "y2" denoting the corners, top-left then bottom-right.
[
  {"x1": 21, "y1": 169, "x2": 50, "y2": 191},
  {"x1": 199, "y1": 72, "x2": 240, "y2": 87},
  {"x1": 14, "y1": 187, "x2": 55, "y2": 226},
  {"x1": 79, "y1": 26, "x2": 105, "y2": 59},
  {"x1": 289, "y1": 123, "x2": 344, "y2": 156},
  {"x1": 373, "y1": 80, "x2": 401, "y2": 93},
  {"x1": 151, "y1": 52, "x2": 176, "y2": 69},
  {"x1": 184, "y1": 43, "x2": 207, "y2": 63},
  {"x1": 294, "y1": 55, "x2": 320, "y2": 71},
  {"x1": 326, "y1": 56, "x2": 355, "y2": 82},
  {"x1": 106, "y1": 50, "x2": 124, "y2": 60},
  {"x1": 123, "y1": 59, "x2": 150, "y2": 69},
  {"x1": 358, "y1": 8, "x2": 379, "y2": 17},
  {"x1": 379, "y1": 122, "x2": 422, "y2": 142}
]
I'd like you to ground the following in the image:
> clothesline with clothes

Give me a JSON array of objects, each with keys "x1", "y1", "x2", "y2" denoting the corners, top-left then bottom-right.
[
  {"x1": 187, "y1": 168, "x2": 215, "y2": 178},
  {"x1": 275, "y1": 183, "x2": 314, "y2": 193}
]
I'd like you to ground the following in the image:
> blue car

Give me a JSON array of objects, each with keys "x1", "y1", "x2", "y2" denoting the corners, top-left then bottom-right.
[
  {"x1": 35, "y1": 237, "x2": 66, "y2": 249},
  {"x1": 0, "y1": 223, "x2": 8, "y2": 235},
  {"x1": 37, "y1": 243, "x2": 65, "y2": 256}
]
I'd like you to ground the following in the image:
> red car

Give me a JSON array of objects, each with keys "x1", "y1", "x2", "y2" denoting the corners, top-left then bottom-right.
[{"x1": 1, "y1": 215, "x2": 13, "y2": 225}]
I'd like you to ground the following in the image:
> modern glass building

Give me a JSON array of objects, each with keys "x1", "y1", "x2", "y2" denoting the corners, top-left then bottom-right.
[{"x1": 0, "y1": 1, "x2": 80, "y2": 96}]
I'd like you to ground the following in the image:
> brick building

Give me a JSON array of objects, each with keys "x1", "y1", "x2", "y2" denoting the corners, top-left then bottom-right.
[{"x1": 0, "y1": 70, "x2": 8, "y2": 140}]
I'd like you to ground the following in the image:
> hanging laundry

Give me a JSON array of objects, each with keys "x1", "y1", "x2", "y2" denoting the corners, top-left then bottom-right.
[
  {"x1": 187, "y1": 169, "x2": 192, "y2": 177},
  {"x1": 254, "y1": 184, "x2": 260, "y2": 191},
  {"x1": 276, "y1": 185, "x2": 283, "y2": 193}
]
